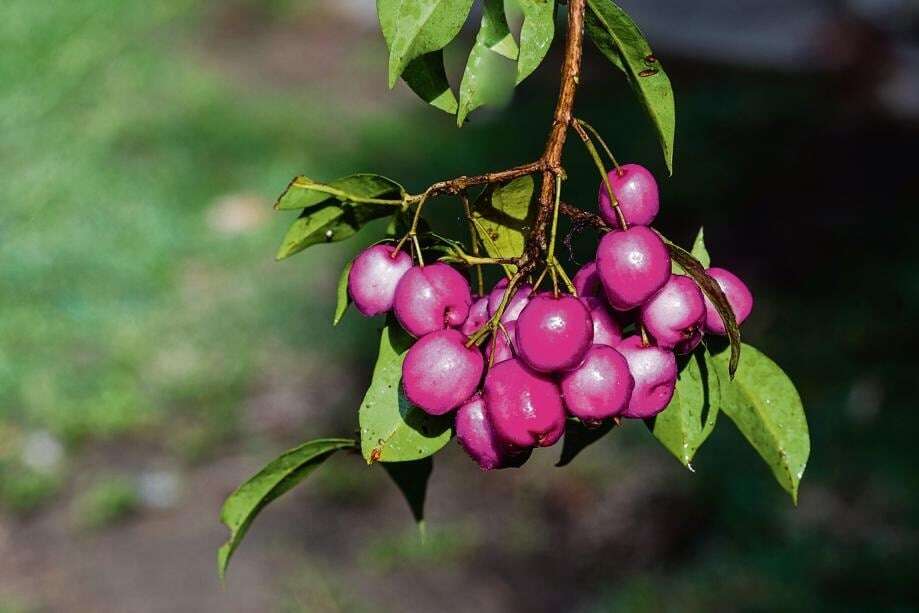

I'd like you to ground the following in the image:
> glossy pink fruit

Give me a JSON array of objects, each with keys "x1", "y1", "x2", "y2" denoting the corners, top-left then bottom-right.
[
  {"x1": 516, "y1": 294, "x2": 593, "y2": 372},
  {"x1": 461, "y1": 296, "x2": 490, "y2": 336},
  {"x1": 703, "y1": 267, "x2": 754, "y2": 335},
  {"x1": 560, "y1": 344, "x2": 633, "y2": 422},
  {"x1": 573, "y1": 261, "x2": 602, "y2": 297},
  {"x1": 486, "y1": 321, "x2": 517, "y2": 365},
  {"x1": 402, "y1": 329, "x2": 483, "y2": 415},
  {"x1": 347, "y1": 244, "x2": 412, "y2": 316},
  {"x1": 487, "y1": 278, "x2": 533, "y2": 323},
  {"x1": 596, "y1": 226, "x2": 671, "y2": 311},
  {"x1": 455, "y1": 394, "x2": 531, "y2": 470},
  {"x1": 393, "y1": 263, "x2": 471, "y2": 337},
  {"x1": 597, "y1": 164, "x2": 660, "y2": 227},
  {"x1": 616, "y1": 336, "x2": 677, "y2": 419},
  {"x1": 640, "y1": 275, "x2": 706, "y2": 353},
  {"x1": 483, "y1": 358, "x2": 566, "y2": 448},
  {"x1": 581, "y1": 296, "x2": 623, "y2": 347}
]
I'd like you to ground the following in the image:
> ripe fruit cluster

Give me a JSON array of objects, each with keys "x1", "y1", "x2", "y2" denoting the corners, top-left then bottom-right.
[{"x1": 347, "y1": 163, "x2": 752, "y2": 471}]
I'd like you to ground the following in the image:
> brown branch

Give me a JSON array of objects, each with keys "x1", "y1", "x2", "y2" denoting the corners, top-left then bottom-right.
[{"x1": 560, "y1": 202, "x2": 609, "y2": 231}]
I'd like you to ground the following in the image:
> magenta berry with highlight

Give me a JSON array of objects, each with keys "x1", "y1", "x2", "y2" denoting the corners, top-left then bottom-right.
[
  {"x1": 393, "y1": 263, "x2": 472, "y2": 338},
  {"x1": 703, "y1": 267, "x2": 754, "y2": 335},
  {"x1": 483, "y1": 358, "x2": 566, "y2": 448},
  {"x1": 640, "y1": 275, "x2": 706, "y2": 353},
  {"x1": 560, "y1": 344, "x2": 633, "y2": 422},
  {"x1": 347, "y1": 244, "x2": 412, "y2": 316},
  {"x1": 455, "y1": 394, "x2": 531, "y2": 470},
  {"x1": 402, "y1": 329, "x2": 483, "y2": 415},
  {"x1": 515, "y1": 294, "x2": 593, "y2": 372},
  {"x1": 596, "y1": 226, "x2": 671, "y2": 311},
  {"x1": 616, "y1": 335, "x2": 677, "y2": 419},
  {"x1": 597, "y1": 164, "x2": 660, "y2": 227}
]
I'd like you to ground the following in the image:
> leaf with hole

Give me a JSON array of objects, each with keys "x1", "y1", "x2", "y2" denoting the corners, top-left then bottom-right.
[
  {"x1": 711, "y1": 343, "x2": 810, "y2": 504},
  {"x1": 646, "y1": 348, "x2": 720, "y2": 469},
  {"x1": 457, "y1": 0, "x2": 518, "y2": 125},
  {"x1": 359, "y1": 323, "x2": 453, "y2": 463},
  {"x1": 217, "y1": 438, "x2": 356, "y2": 579},
  {"x1": 471, "y1": 175, "x2": 536, "y2": 273},
  {"x1": 516, "y1": 0, "x2": 556, "y2": 84},
  {"x1": 585, "y1": 0, "x2": 675, "y2": 173},
  {"x1": 378, "y1": 0, "x2": 459, "y2": 113},
  {"x1": 385, "y1": 0, "x2": 476, "y2": 90}
]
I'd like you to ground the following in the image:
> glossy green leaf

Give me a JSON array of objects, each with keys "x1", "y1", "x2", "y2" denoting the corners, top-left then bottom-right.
[
  {"x1": 647, "y1": 349, "x2": 720, "y2": 469},
  {"x1": 712, "y1": 343, "x2": 810, "y2": 503},
  {"x1": 516, "y1": 0, "x2": 556, "y2": 84},
  {"x1": 359, "y1": 323, "x2": 453, "y2": 463},
  {"x1": 666, "y1": 241, "x2": 741, "y2": 376},
  {"x1": 556, "y1": 418, "x2": 616, "y2": 467},
  {"x1": 585, "y1": 0, "x2": 675, "y2": 173},
  {"x1": 457, "y1": 0, "x2": 518, "y2": 126},
  {"x1": 333, "y1": 259, "x2": 352, "y2": 326},
  {"x1": 471, "y1": 175, "x2": 536, "y2": 273},
  {"x1": 378, "y1": 0, "x2": 458, "y2": 113},
  {"x1": 274, "y1": 174, "x2": 403, "y2": 211},
  {"x1": 690, "y1": 227, "x2": 711, "y2": 268},
  {"x1": 382, "y1": 456, "x2": 433, "y2": 529},
  {"x1": 276, "y1": 201, "x2": 393, "y2": 261},
  {"x1": 217, "y1": 438, "x2": 356, "y2": 579},
  {"x1": 386, "y1": 0, "x2": 476, "y2": 90}
]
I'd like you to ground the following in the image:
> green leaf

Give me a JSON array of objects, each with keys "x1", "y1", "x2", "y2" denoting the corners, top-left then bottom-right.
[
  {"x1": 382, "y1": 457, "x2": 433, "y2": 528},
  {"x1": 274, "y1": 174, "x2": 404, "y2": 211},
  {"x1": 647, "y1": 349, "x2": 720, "y2": 469},
  {"x1": 471, "y1": 175, "x2": 536, "y2": 273},
  {"x1": 711, "y1": 343, "x2": 810, "y2": 504},
  {"x1": 276, "y1": 201, "x2": 393, "y2": 260},
  {"x1": 457, "y1": 0, "x2": 518, "y2": 126},
  {"x1": 333, "y1": 259, "x2": 353, "y2": 326},
  {"x1": 386, "y1": 0, "x2": 476, "y2": 90},
  {"x1": 585, "y1": 0, "x2": 675, "y2": 173},
  {"x1": 666, "y1": 241, "x2": 741, "y2": 377},
  {"x1": 217, "y1": 438, "x2": 356, "y2": 579},
  {"x1": 378, "y1": 0, "x2": 458, "y2": 113},
  {"x1": 690, "y1": 227, "x2": 711, "y2": 268},
  {"x1": 556, "y1": 418, "x2": 616, "y2": 467},
  {"x1": 516, "y1": 0, "x2": 556, "y2": 84},
  {"x1": 359, "y1": 323, "x2": 453, "y2": 463}
]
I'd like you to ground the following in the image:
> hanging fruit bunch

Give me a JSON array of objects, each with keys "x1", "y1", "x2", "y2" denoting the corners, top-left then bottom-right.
[{"x1": 218, "y1": 0, "x2": 810, "y2": 578}]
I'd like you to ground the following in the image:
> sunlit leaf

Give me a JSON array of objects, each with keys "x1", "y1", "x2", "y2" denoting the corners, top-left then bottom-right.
[
  {"x1": 385, "y1": 0, "x2": 476, "y2": 89},
  {"x1": 690, "y1": 227, "x2": 710, "y2": 268},
  {"x1": 471, "y1": 175, "x2": 536, "y2": 273},
  {"x1": 711, "y1": 343, "x2": 810, "y2": 504},
  {"x1": 516, "y1": 0, "x2": 556, "y2": 84},
  {"x1": 457, "y1": 0, "x2": 518, "y2": 126},
  {"x1": 585, "y1": 0, "x2": 675, "y2": 173},
  {"x1": 275, "y1": 201, "x2": 393, "y2": 260},
  {"x1": 647, "y1": 349, "x2": 720, "y2": 469},
  {"x1": 378, "y1": 0, "x2": 459, "y2": 113},
  {"x1": 359, "y1": 323, "x2": 453, "y2": 463},
  {"x1": 274, "y1": 174, "x2": 403, "y2": 211},
  {"x1": 217, "y1": 438, "x2": 356, "y2": 579},
  {"x1": 333, "y1": 259, "x2": 353, "y2": 326}
]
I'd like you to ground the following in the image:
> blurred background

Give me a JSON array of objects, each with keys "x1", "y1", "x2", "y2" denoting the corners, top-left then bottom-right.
[{"x1": 1, "y1": 0, "x2": 916, "y2": 611}]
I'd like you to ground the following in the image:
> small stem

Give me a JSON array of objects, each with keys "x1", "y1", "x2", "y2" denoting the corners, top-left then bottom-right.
[
  {"x1": 460, "y1": 191, "x2": 485, "y2": 295},
  {"x1": 466, "y1": 272, "x2": 522, "y2": 347},
  {"x1": 411, "y1": 234, "x2": 425, "y2": 266},
  {"x1": 571, "y1": 119, "x2": 628, "y2": 231},
  {"x1": 575, "y1": 119, "x2": 621, "y2": 174},
  {"x1": 554, "y1": 257, "x2": 576, "y2": 294},
  {"x1": 546, "y1": 174, "x2": 563, "y2": 262}
]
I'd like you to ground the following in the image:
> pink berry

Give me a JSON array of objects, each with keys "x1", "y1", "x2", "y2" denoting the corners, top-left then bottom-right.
[
  {"x1": 573, "y1": 261, "x2": 601, "y2": 297},
  {"x1": 581, "y1": 296, "x2": 623, "y2": 347},
  {"x1": 485, "y1": 321, "x2": 517, "y2": 365},
  {"x1": 483, "y1": 358, "x2": 566, "y2": 448},
  {"x1": 560, "y1": 344, "x2": 633, "y2": 423},
  {"x1": 640, "y1": 275, "x2": 706, "y2": 354},
  {"x1": 402, "y1": 329, "x2": 483, "y2": 415},
  {"x1": 393, "y1": 263, "x2": 472, "y2": 338},
  {"x1": 616, "y1": 336, "x2": 677, "y2": 419},
  {"x1": 347, "y1": 244, "x2": 412, "y2": 316},
  {"x1": 455, "y1": 394, "x2": 531, "y2": 470},
  {"x1": 516, "y1": 294, "x2": 593, "y2": 372},
  {"x1": 596, "y1": 226, "x2": 671, "y2": 311},
  {"x1": 703, "y1": 267, "x2": 754, "y2": 335},
  {"x1": 487, "y1": 278, "x2": 533, "y2": 323},
  {"x1": 597, "y1": 164, "x2": 660, "y2": 227},
  {"x1": 461, "y1": 296, "x2": 490, "y2": 336}
]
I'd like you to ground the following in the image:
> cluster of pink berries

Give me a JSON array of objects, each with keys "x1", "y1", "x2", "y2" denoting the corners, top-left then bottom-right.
[{"x1": 347, "y1": 163, "x2": 753, "y2": 470}]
